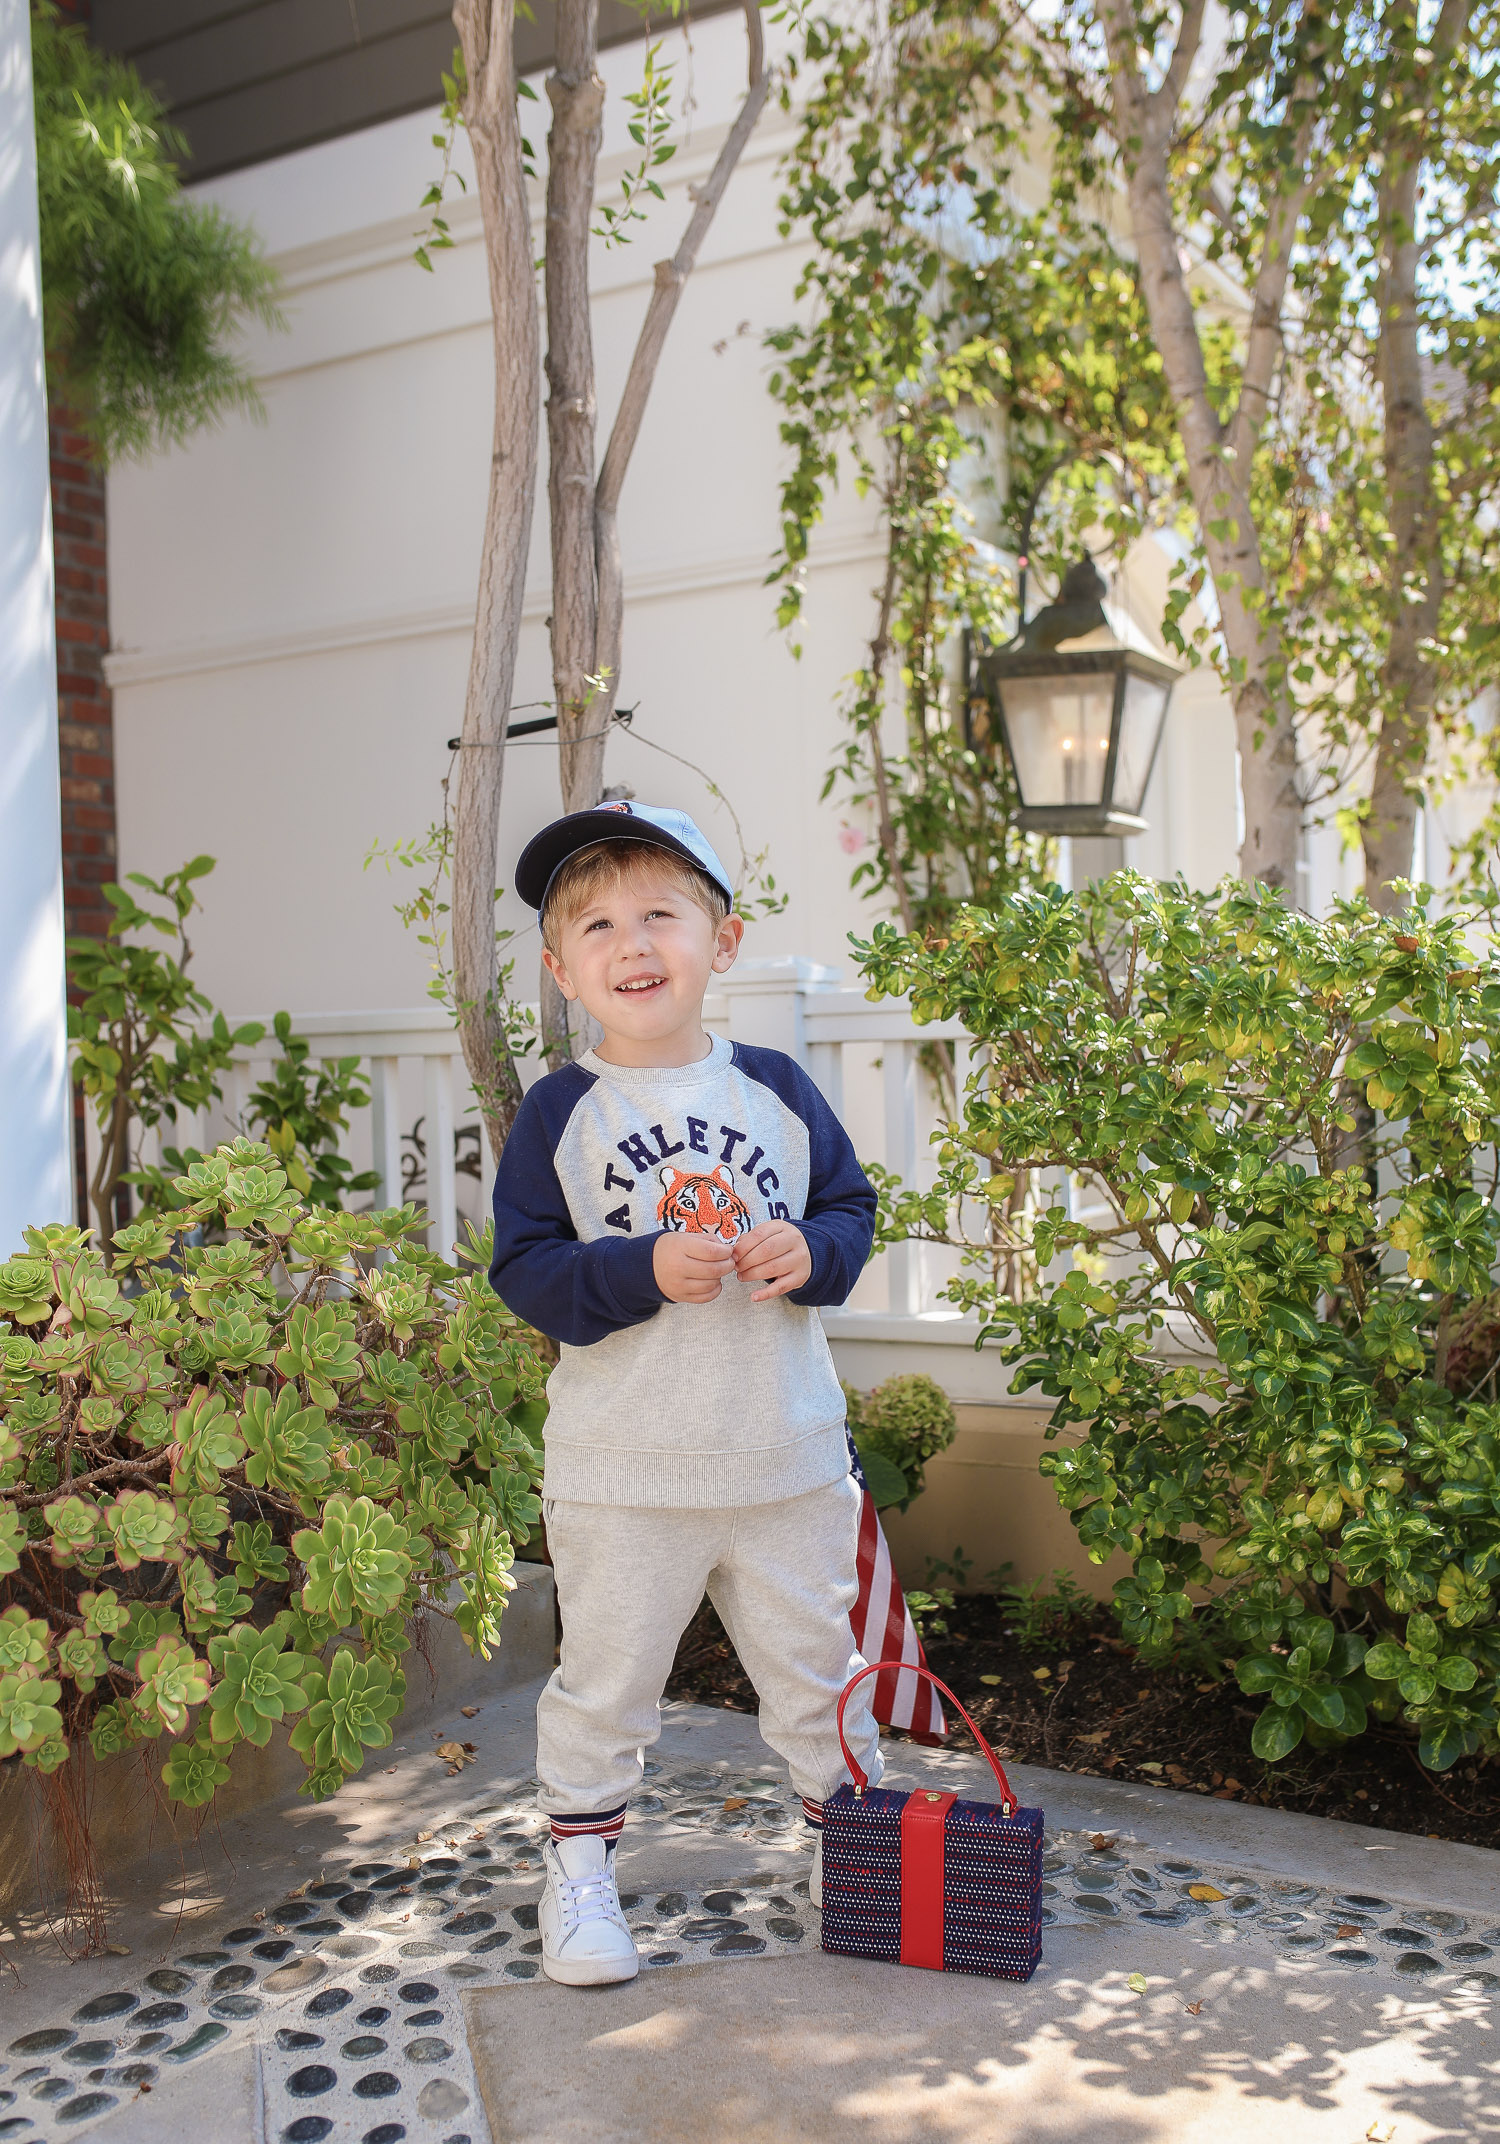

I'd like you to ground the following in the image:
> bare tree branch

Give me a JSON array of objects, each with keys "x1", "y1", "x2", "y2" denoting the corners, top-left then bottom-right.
[
  {"x1": 450, "y1": 0, "x2": 538, "y2": 1152},
  {"x1": 1223, "y1": 110, "x2": 1316, "y2": 474},
  {"x1": 1153, "y1": 0, "x2": 1208, "y2": 119},
  {"x1": 592, "y1": 0, "x2": 772, "y2": 770},
  {"x1": 546, "y1": 0, "x2": 606, "y2": 824}
]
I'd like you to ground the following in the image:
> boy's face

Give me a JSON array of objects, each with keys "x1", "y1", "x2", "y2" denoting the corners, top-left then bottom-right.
[{"x1": 541, "y1": 861, "x2": 743, "y2": 1061}]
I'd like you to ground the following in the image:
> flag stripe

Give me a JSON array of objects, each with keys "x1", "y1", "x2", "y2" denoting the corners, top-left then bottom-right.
[{"x1": 850, "y1": 1484, "x2": 945, "y2": 1741}]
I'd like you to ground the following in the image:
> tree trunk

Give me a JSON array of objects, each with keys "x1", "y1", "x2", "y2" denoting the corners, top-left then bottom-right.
[
  {"x1": 1118, "y1": 142, "x2": 1301, "y2": 894},
  {"x1": 546, "y1": 0, "x2": 607, "y2": 821},
  {"x1": 1361, "y1": 0, "x2": 1469, "y2": 912},
  {"x1": 539, "y1": 0, "x2": 605, "y2": 1069},
  {"x1": 1095, "y1": 0, "x2": 1303, "y2": 896},
  {"x1": 452, "y1": 0, "x2": 770, "y2": 1099},
  {"x1": 451, "y1": 0, "x2": 540, "y2": 1154},
  {"x1": 539, "y1": 0, "x2": 769, "y2": 1066}
]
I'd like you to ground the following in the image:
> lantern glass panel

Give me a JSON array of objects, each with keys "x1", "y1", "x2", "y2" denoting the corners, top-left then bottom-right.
[
  {"x1": 997, "y1": 672, "x2": 1116, "y2": 809},
  {"x1": 1112, "y1": 670, "x2": 1170, "y2": 815}
]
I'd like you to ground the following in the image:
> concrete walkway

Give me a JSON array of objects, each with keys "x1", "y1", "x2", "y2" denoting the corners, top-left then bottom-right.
[{"x1": 4, "y1": 1672, "x2": 1500, "y2": 2144}]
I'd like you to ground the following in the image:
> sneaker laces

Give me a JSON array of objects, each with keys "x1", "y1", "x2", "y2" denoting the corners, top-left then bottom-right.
[{"x1": 551, "y1": 1849, "x2": 621, "y2": 1934}]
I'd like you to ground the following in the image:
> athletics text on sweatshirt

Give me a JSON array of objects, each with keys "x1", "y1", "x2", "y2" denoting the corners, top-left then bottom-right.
[{"x1": 488, "y1": 1036, "x2": 876, "y2": 1508}]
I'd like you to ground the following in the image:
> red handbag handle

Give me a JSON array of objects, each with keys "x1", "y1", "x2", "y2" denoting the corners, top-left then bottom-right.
[{"x1": 835, "y1": 1661, "x2": 1019, "y2": 1817}]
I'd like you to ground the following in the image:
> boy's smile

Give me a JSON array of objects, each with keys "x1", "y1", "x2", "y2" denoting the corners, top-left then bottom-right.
[{"x1": 542, "y1": 863, "x2": 744, "y2": 1067}]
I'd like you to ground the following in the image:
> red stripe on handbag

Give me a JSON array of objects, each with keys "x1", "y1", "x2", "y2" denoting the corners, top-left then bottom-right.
[{"x1": 899, "y1": 1790, "x2": 956, "y2": 1968}]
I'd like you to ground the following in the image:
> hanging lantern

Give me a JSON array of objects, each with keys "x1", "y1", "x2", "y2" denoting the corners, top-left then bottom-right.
[{"x1": 975, "y1": 556, "x2": 1180, "y2": 837}]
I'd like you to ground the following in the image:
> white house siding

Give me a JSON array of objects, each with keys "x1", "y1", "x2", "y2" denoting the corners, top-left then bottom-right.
[{"x1": 104, "y1": 10, "x2": 1242, "y2": 1026}]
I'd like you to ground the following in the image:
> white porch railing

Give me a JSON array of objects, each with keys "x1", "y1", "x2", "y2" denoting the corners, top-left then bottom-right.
[{"x1": 77, "y1": 963, "x2": 964, "y2": 1314}]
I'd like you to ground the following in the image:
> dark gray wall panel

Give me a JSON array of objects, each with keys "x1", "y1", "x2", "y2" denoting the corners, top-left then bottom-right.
[{"x1": 87, "y1": 0, "x2": 743, "y2": 182}]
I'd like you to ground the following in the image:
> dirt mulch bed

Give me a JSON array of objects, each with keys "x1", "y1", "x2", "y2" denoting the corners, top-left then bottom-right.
[{"x1": 665, "y1": 1592, "x2": 1500, "y2": 1853}]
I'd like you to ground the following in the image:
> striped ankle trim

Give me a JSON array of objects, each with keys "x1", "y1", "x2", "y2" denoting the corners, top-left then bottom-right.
[
  {"x1": 802, "y1": 1797, "x2": 825, "y2": 1830},
  {"x1": 550, "y1": 1802, "x2": 627, "y2": 1845}
]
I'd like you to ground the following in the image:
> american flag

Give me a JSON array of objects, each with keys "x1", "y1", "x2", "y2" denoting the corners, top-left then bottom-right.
[{"x1": 848, "y1": 1442, "x2": 947, "y2": 1745}]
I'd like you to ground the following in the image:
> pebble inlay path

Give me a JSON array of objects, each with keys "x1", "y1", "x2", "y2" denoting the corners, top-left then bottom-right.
[{"x1": 4, "y1": 1754, "x2": 1497, "y2": 2144}]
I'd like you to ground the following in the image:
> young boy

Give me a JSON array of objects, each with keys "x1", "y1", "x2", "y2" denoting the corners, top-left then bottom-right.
[{"x1": 489, "y1": 801, "x2": 883, "y2": 1986}]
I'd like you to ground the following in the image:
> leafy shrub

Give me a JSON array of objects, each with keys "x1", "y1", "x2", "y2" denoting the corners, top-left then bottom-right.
[
  {"x1": 244, "y1": 1014, "x2": 381, "y2": 1208},
  {"x1": 33, "y1": 0, "x2": 281, "y2": 461},
  {"x1": 69, "y1": 859, "x2": 265, "y2": 1249},
  {"x1": 998, "y1": 1567, "x2": 1097, "y2": 1655},
  {"x1": 859, "y1": 871, "x2": 1500, "y2": 1770},
  {"x1": 845, "y1": 1373, "x2": 958, "y2": 1510},
  {"x1": 0, "y1": 1140, "x2": 546, "y2": 1814},
  {"x1": 71, "y1": 862, "x2": 380, "y2": 1243}
]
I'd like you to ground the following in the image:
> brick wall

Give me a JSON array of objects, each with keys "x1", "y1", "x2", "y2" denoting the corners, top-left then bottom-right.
[
  {"x1": 51, "y1": 413, "x2": 115, "y2": 1229},
  {"x1": 51, "y1": 416, "x2": 115, "y2": 945},
  {"x1": 47, "y1": 5, "x2": 111, "y2": 1230}
]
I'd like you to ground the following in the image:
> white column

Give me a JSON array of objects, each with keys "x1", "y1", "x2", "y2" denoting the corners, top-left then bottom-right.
[
  {"x1": 422, "y1": 1054, "x2": 457, "y2": 1259},
  {"x1": 368, "y1": 1056, "x2": 404, "y2": 1211},
  {"x1": 881, "y1": 1039, "x2": 920, "y2": 1314},
  {"x1": 0, "y1": 2, "x2": 70, "y2": 1252},
  {"x1": 718, "y1": 957, "x2": 841, "y2": 1065}
]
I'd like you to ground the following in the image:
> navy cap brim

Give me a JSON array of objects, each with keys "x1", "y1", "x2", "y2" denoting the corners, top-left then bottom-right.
[{"x1": 514, "y1": 811, "x2": 732, "y2": 911}]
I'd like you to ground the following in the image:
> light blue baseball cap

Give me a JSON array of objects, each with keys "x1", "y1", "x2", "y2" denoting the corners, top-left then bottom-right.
[{"x1": 515, "y1": 801, "x2": 735, "y2": 912}]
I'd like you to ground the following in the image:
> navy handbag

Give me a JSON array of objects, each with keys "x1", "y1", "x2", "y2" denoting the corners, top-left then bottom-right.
[{"x1": 821, "y1": 1662, "x2": 1045, "y2": 1980}]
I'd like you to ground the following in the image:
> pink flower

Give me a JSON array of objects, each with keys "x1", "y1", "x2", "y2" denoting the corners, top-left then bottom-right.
[{"x1": 838, "y1": 824, "x2": 866, "y2": 854}]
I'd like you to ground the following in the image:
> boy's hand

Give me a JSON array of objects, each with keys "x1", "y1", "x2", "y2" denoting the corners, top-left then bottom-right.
[
  {"x1": 732, "y1": 1220, "x2": 813, "y2": 1302},
  {"x1": 653, "y1": 1232, "x2": 736, "y2": 1303}
]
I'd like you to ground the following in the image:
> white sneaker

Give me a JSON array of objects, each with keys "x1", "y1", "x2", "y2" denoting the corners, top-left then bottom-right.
[
  {"x1": 810, "y1": 1832, "x2": 823, "y2": 1911},
  {"x1": 539, "y1": 1834, "x2": 640, "y2": 1987}
]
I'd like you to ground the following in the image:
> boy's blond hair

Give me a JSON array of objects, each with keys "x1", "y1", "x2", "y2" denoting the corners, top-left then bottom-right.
[{"x1": 540, "y1": 839, "x2": 730, "y2": 954}]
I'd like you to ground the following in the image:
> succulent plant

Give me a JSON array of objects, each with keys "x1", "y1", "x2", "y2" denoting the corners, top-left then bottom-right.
[
  {"x1": 167, "y1": 1387, "x2": 244, "y2": 1493},
  {"x1": 207, "y1": 1308, "x2": 275, "y2": 1373},
  {"x1": 0, "y1": 1670, "x2": 64, "y2": 1757},
  {"x1": 395, "y1": 1385, "x2": 470, "y2": 1468},
  {"x1": 79, "y1": 1586, "x2": 126, "y2": 1637},
  {"x1": 452, "y1": 1513, "x2": 515, "y2": 1661},
  {"x1": 134, "y1": 1632, "x2": 211, "y2": 1735},
  {"x1": 161, "y1": 1733, "x2": 232, "y2": 1807},
  {"x1": 290, "y1": 1646, "x2": 403, "y2": 1789},
  {"x1": 240, "y1": 1382, "x2": 335, "y2": 1501},
  {"x1": 276, "y1": 1304, "x2": 362, "y2": 1408},
  {"x1": 293, "y1": 1495, "x2": 413, "y2": 1622},
  {"x1": 88, "y1": 1701, "x2": 138, "y2": 1761},
  {"x1": 0, "y1": 1606, "x2": 50, "y2": 1670},
  {"x1": 106, "y1": 1601, "x2": 182, "y2": 1668},
  {"x1": 206, "y1": 1622, "x2": 313, "y2": 1746},
  {"x1": 1, "y1": 1143, "x2": 545, "y2": 1819},
  {"x1": 55, "y1": 1627, "x2": 106, "y2": 1692},
  {"x1": 229, "y1": 1519, "x2": 288, "y2": 1587},
  {"x1": 0, "y1": 1255, "x2": 54, "y2": 1326},
  {"x1": 102, "y1": 1488, "x2": 185, "y2": 1569},
  {"x1": 363, "y1": 1271, "x2": 430, "y2": 1344},
  {"x1": 44, "y1": 1493, "x2": 101, "y2": 1568},
  {"x1": 179, "y1": 1555, "x2": 254, "y2": 1635},
  {"x1": 27, "y1": 1730, "x2": 71, "y2": 1774},
  {"x1": 222, "y1": 1162, "x2": 300, "y2": 1234}
]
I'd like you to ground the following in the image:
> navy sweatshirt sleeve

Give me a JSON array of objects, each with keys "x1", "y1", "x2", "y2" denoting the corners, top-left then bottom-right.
[
  {"x1": 489, "y1": 1067, "x2": 665, "y2": 1346},
  {"x1": 732, "y1": 1045, "x2": 877, "y2": 1308}
]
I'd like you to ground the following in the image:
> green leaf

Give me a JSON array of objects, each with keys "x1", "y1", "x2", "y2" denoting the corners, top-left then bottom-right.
[
  {"x1": 1299, "y1": 1683, "x2": 1348, "y2": 1731},
  {"x1": 854, "y1": 1441, "x2": 911, "y2": 1509},
  {"x1": 1250, "y1": 1705, "x2": 1305, "y2": 1761}
]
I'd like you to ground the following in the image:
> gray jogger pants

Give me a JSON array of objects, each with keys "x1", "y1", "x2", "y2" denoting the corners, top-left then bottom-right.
[{"x1": 536, "y1": 1474, "x2": 883, "y2": 1819}]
